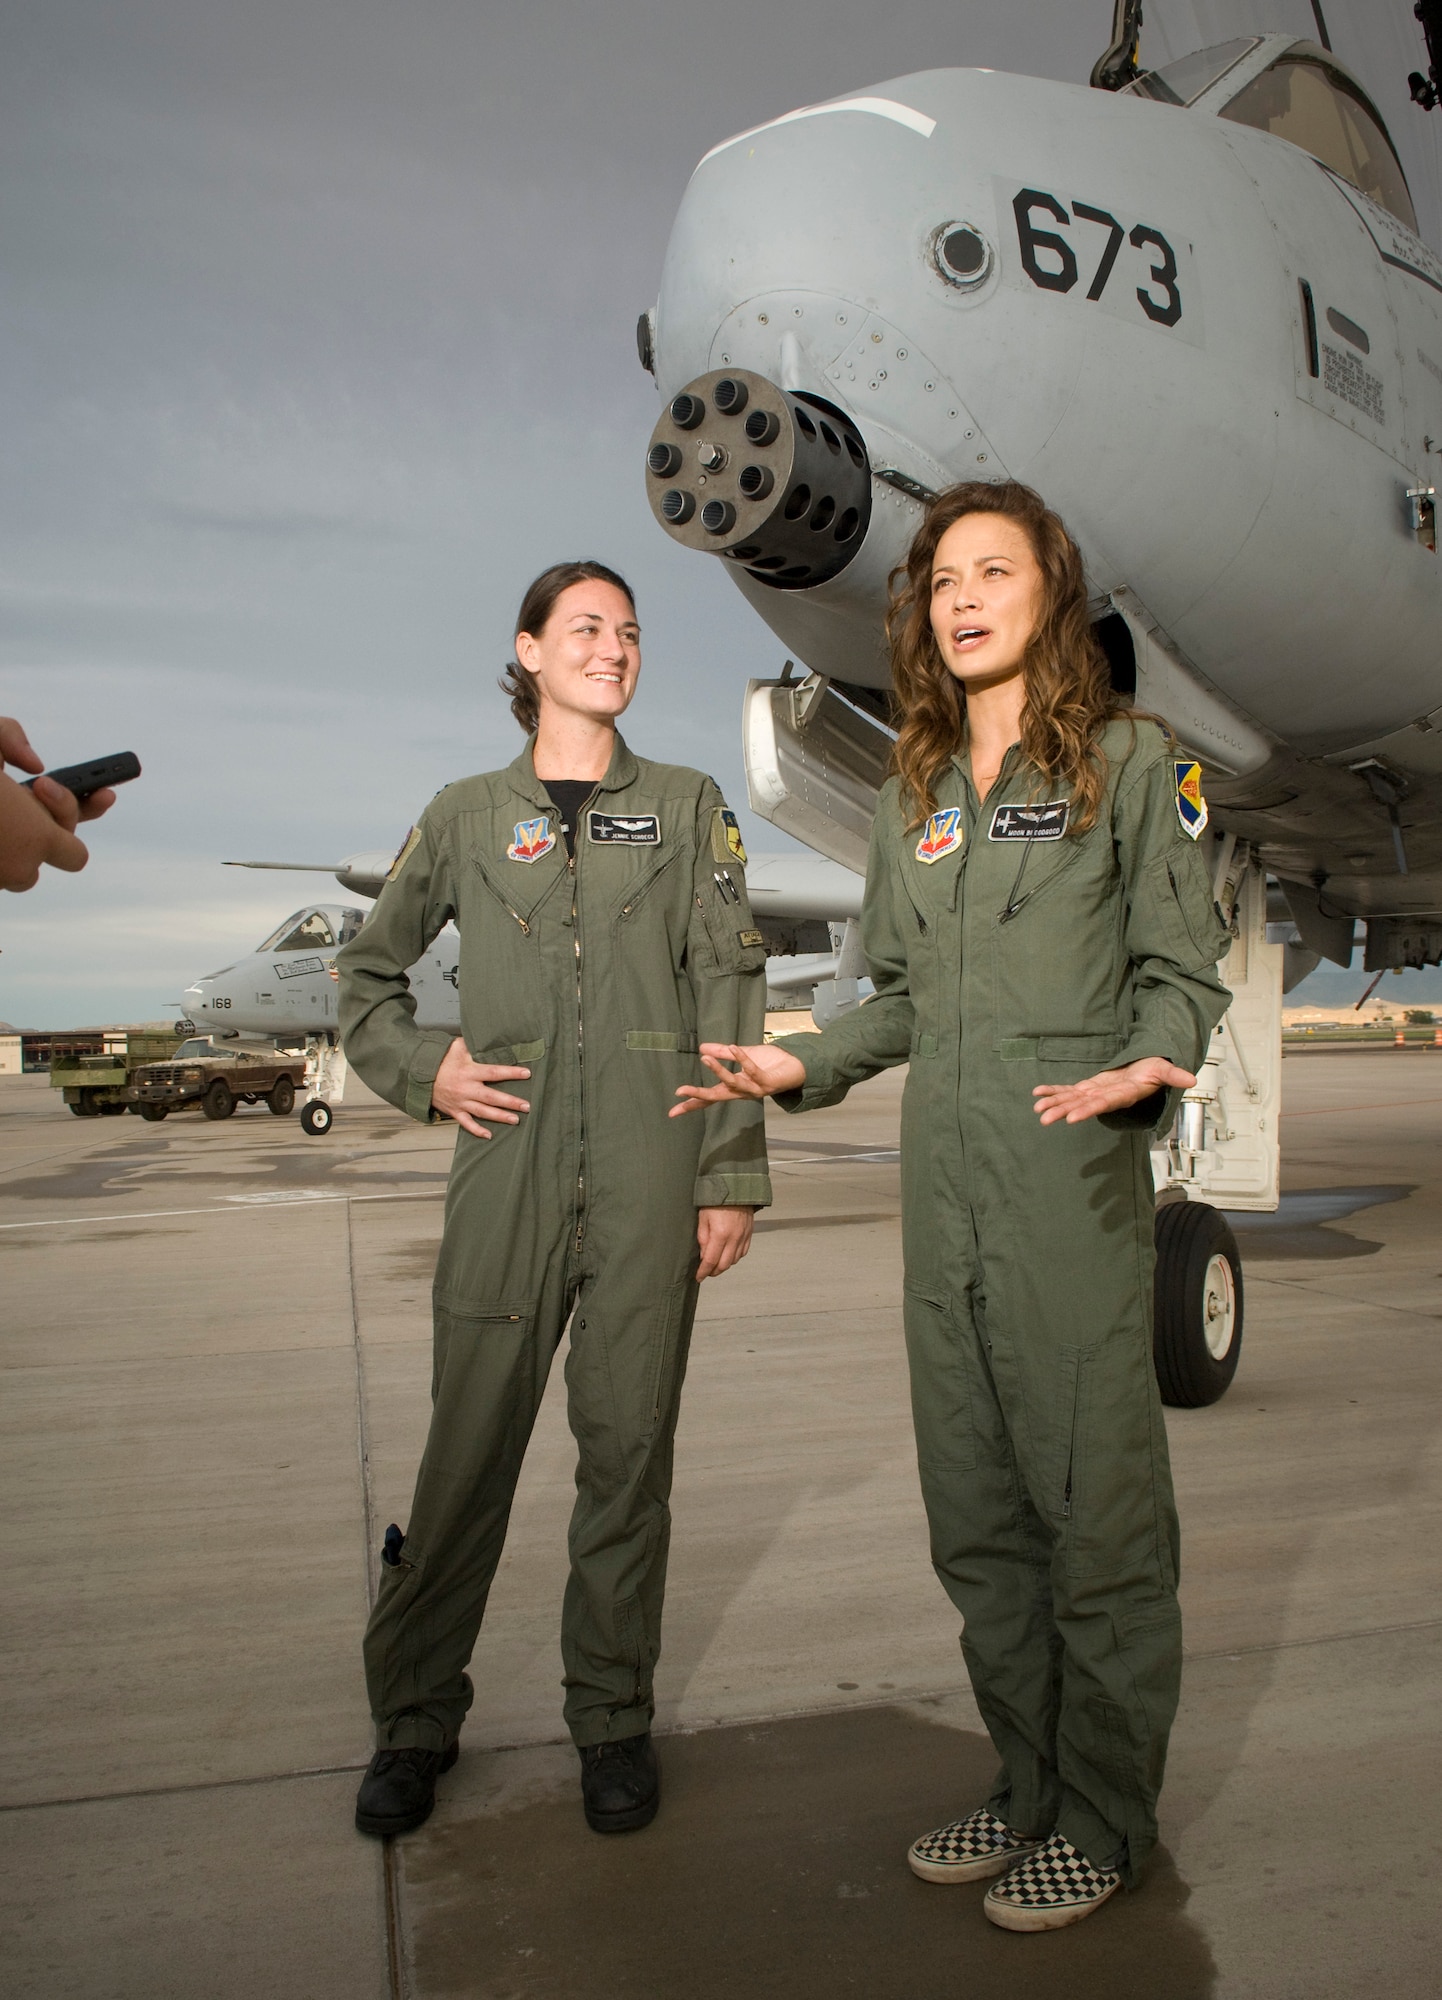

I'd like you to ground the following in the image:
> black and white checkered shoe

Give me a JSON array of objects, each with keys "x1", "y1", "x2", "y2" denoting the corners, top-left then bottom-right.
[
  {"x1": 907, "y1": 1807, "x2": 1045, "y2": 1884},
  {"x1": 983, "y1": 1833, "x2": 1121, "y2": 1931}
]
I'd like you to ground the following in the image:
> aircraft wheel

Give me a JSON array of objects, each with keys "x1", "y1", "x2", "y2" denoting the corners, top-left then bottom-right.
[
  {"x1": 1153, "y1": 1200, "x2": 1243, "y2": 1408},
  {"x1": 138, "y1": 1103, "x2": 168, "y2": 1122},
  {"x1": 202, "y1": 1078, "x2": 235, "y2": 1122},
  {"x1": 300, "y1": 1098, "x2": 333, "y2": 1135},
  {"x1": 269, "y1": 1075, "x2": 296, "y2": 1116}
]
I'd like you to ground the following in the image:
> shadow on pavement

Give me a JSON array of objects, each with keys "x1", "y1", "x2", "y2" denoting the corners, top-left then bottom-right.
[
  {"x1": 402, "y1": 1705, "x2": 1216, "y2": 2000},
  {"x1": 1222, "y1": 1184, "x2": 1413, "y2": 1261}
]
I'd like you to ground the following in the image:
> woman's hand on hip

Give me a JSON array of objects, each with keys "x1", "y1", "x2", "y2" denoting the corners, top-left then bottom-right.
[
  {"x1": 670, "y1": 1042, "x2": 806, "y2": 1116},
  {"x1": 1032, "y1": 1056, "x2": 1195, "y2": 1126},
  {"x1": 431, "y1": 1036, "x2": 532, "y2": 1139},
  {"x1": 696, "y1": 1204, "x2": 754, "y2": 1280}
]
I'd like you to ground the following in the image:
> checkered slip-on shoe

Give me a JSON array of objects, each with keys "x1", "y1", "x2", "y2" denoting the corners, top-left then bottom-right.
[
  {"x1": 907, "y1": 1807, "x2": 1046, "y2": 1884},
  {"x1": 982, "y1": 1833, "x2": 1121, "y2": 1931}
]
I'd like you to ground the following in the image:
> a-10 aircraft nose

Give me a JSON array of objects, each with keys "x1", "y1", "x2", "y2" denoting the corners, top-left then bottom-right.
[{"x1": 645, "y1": 367, "x2": 872, "y2": 588}]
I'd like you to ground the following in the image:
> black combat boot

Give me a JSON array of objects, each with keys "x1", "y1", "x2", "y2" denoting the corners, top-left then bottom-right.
[
  {"x1": 578, "y1": 1732, "x2": 660, "y2": 1833},
  {"x1": 354, "y1": 1740, "x2": 459, "y2": 1838}
]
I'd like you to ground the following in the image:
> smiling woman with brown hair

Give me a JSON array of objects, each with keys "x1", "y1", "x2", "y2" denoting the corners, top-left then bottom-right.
[
  {"x1": 674, "y1": 480, "x2": 1232, "y2": 1932},
  {"x1": 339, "y1": 558, "x2": 770, "y2": 1844}
]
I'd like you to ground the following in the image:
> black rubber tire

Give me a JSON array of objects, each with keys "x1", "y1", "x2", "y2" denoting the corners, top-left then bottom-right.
[
  {"x1": 300, "y1": 1098, "x2": 332, "y2": 1135},
  {"x1": 69, "y1": 1100, "x2": 98, "y2": 1117},
  {"x1": 101, "y1": 1102, "x2": 127, "y2": 1116},
  {"x1": 202, "y1": 1078, "x2": 235, "y2": 1122},
  {"x1": 268, "y1": 1076, "x2": 295, "y2": 1116},
  {"x1": 138, "y1": 1103, "x2": 168, "y2": 1122},
  {"x1": 1153, "y1": 1200, "x2": 1244, "y2": 1408}
]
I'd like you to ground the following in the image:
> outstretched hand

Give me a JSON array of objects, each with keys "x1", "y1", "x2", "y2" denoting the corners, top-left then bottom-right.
[
  {"x1": 670, "y1": 1042, "x2": 807, "y2": 1117},
  {"x1": 1032, "y1": 1056, "x2": 1195, "y2": 1127}
]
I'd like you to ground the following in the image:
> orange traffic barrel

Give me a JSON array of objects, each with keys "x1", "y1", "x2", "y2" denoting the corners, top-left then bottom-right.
[{"x1": 1395, "y1": 1029, "x2": 1406, "y2": 1046}]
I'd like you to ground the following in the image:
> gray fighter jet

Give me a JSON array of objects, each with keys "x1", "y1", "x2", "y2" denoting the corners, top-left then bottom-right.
[{"x1": 639, "y1": 3, "x2": 1442, "y2": 1401}]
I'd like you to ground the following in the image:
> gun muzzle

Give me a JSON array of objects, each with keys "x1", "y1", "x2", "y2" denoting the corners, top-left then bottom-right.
[{"x1": 645, "y1": 368, "x2": 871, "y2": 588}]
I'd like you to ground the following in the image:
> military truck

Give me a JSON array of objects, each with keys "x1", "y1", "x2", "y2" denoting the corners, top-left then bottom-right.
[
  {"x1": 50, "y1": 1028, "x2": 186, "y2": 1117},
  {"x1": 127, "y1": 1038, "x2": 307, "y2": 1122}
]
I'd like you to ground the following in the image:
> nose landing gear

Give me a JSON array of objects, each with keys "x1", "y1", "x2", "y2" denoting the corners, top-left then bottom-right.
[{"x1": 1152, "y1": 1199, "x2": 1244, "y2": 1407}]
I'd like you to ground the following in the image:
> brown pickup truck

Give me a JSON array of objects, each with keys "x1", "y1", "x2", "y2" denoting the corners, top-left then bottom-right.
[{"x1": 128, "y1": 1038, "x2": 307, "y2": 1122}]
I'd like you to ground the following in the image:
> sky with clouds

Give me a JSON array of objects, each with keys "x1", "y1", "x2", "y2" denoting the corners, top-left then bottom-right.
[{"x1": 3, "y1": 0, "x2": 1440, "y2": 1027}]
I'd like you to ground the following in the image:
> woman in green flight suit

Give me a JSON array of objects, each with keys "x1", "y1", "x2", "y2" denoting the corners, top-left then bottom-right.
[
  {"x1": 340, "y1": 560, "x2": 770, "y2": 1841},
  {"x1": 675, "y1": 483, "x2": 1232, "y2": 1932}
]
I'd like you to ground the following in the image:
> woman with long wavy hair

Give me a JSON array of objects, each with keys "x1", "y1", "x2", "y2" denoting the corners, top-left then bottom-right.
[{"x1": 673, "y1": 481, "x2": 1232, "y2": 1931}]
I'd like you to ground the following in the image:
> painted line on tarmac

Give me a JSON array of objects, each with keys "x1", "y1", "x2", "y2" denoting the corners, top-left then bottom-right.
[
  {"x1": 0, "y1": 1187, "x2": 446, "y2": 1231},
  {"x1": 1284, "y1": 1096, "x2": 1442, "y2": 1117}
]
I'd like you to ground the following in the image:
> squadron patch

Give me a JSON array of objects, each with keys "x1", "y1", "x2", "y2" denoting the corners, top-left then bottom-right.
[
  {"x1": 711, "y1": 807, "x2": 748, "y2": 866},
  {"x1": 507, "y1": 816, "x2": 556, "y2": 863},
  {"x1": 916, "y1": 808, "x2": 964, "y2": 864},
  {"x1": 589, "y1": 812, "x2": 661, "y2": 845},
  {"x1": 1174, "y1": 761, "x2": 1208, "y2": 840},
  {"x1": 989, "y1": 800, "x2": 1069, "y2": 842},
  {"x1": 387, "y1": 825, "x2": 421, "y2": 881}
]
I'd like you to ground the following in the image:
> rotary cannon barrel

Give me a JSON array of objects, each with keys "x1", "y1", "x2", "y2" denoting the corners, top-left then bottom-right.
[{"x1": 644, "y1": 368, "x2": 872, "y2": 589}]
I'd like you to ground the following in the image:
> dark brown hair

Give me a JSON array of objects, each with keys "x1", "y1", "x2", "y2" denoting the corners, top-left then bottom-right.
[
  {"x1": 499, "y1": 560, "x2": 637, "y2": 734},
  {"x1": 887, "y1": 481, "x2": 1126, "y2": 833}
]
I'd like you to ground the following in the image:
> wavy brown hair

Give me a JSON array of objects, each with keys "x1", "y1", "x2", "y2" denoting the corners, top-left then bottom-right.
[{"x1": 888, "y1": 481, "x2": 1127, "y2": 833}]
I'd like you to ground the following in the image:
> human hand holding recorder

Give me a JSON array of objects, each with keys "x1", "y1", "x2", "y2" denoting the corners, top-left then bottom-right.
[{"x1": 0, "y1": 719, "x2": 132, "y2": 891}]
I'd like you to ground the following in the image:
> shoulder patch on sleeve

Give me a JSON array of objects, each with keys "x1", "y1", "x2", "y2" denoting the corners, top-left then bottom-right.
[
  {"x1": 387, "y1": 825, "x2": 422, "y2": 881},
  {"x1": 711, "y1": 807, "x2": 747, "y2": 866},
  {"x1": 1174, "y1": 761, "x2": 1208, "y2": 839}
]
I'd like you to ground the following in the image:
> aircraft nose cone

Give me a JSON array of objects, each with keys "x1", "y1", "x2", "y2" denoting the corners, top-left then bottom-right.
[{"x1": 645, "y1": 367, "x2": 871, "y2": 588}]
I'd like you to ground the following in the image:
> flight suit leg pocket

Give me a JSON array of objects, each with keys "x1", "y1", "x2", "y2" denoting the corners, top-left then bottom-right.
[
  {"x1": 1058, "y1": 1332, "x2": 1160, "y2": 1580},
  {"x1": 903, "y1": 1283, "x2": 977, "y2": 1474}
]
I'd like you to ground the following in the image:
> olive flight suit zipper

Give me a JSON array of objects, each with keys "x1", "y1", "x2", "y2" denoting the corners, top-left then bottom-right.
[{"x1": 570, "y1": 847, "x2": 585, "y2": 1255}]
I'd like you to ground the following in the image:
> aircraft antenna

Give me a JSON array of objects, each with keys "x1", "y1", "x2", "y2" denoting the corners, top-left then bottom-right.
[
  {"x1": 1090, "y1": 0, "x2": 1143, "y2": 93},
  {"x1": 1308, "y1": 2, "x2": 1332, "y2": 54},
  {"x1": 1410, "y1": 0, "x2": 1442, "y2": 111}
]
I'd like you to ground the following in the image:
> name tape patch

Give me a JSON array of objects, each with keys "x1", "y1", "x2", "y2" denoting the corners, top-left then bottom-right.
[
  {"x1": 589, "y1": 812, "x2": 661, "y2": 845},
  {"x1": 989, "y1": 800, "x2": 1069, "y2": 841},
  {"x1": 737, "y1": 928, "x2": 765, "y2": 948},
  {"x1": 916, "y1": 807, "x2": 963, "y2": 864},
  {"x1": 1174, "y1": 761, "x2": 1208, "y2": 839},
  {"x1": 711, "y1": 807, "x2": 747, "y2": 866},
  {"x1": 507, "y1": 816, "x2": 556, "y2": 863}
]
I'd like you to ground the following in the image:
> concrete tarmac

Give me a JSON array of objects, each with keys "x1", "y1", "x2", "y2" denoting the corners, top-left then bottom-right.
[{"x1": 1, "y1": 1052, "x2": 1438, "y2": 1997}]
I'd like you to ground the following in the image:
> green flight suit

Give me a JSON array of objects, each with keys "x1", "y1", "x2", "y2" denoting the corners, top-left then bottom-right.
[
  {"x1": 337, "y1": 734, "x2": 771, "y2": 1751},
  {"x1": 774, "y1": 719, "x2": 1231, "y2": 1883}
]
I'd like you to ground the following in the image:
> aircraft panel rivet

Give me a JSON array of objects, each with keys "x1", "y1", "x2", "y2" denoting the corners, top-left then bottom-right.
[
  {"x1": 897, "y1": 348, "x2": 908, "y2": 359},
  {"x1": 871, "y1": 332, "x2": 883, "y2": 343},
  {"x1": 925, "y1": 382, "x2": 935, "y2": 392},
  {"x1": 758, "y1": 312, "x2": 769, "y2": 324}
]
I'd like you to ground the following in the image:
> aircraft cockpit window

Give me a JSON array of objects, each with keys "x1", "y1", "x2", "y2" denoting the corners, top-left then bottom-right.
[
  {"x1": 1130, "y1": 38, "x2": 1260, "y2": 107},
  {"x1": 257, "y1": 909, "x2": 338, "y2": 952},
  {"x1": 1219, "y1": 54, "x2": 1417, "y2": 233},
  {"x1": 336, "y1": 908, "x2": 366, "y2": 945}
]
